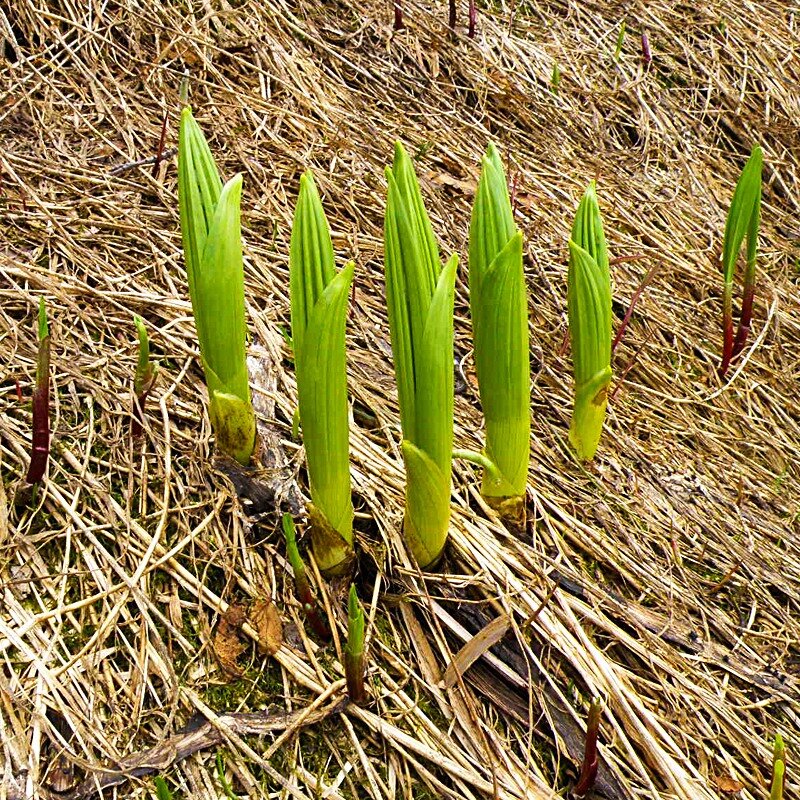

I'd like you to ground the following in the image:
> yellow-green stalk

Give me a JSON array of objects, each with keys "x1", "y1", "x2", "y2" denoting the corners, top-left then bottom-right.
[
  {"x1": 289, "y1": 171, "x2": 355, "y2": 576},
  {"x1": 719, "y1": 145, "x2": 762, "y2": 377},
  {"x1": 177, "y1": 105, "x2": 255, "y2": 465},
  {"x1": 770, "y1": 734, "x2": 785, "y2": 800},
  {"x1": 567, "y1": 182, "x2": 612, "y2": 461},
  {"x1": 344, "y1": 585, "x2": 366, "y2": 705},
  {"x1": 384, "y1": 141, "x2": 458, "y2": 568},
  {"x1": 468, "y1": 143, "x2": 529, "y2": 521}
]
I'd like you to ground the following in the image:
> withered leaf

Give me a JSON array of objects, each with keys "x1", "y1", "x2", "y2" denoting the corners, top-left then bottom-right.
[
  {"x1": 714, "y1": 775, "x2": 744, "y2": 794},
  {"x1": 251, "y1": 599, "x2": 283, "y2": 656},
  {"x1": 213, "y1": 604, "x2": 247, "y2": 678}
]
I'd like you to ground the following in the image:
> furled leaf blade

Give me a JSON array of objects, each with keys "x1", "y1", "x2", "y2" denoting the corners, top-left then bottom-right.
[{"x1": 402, "y1": 440, "x2": 451, "y2": 568}]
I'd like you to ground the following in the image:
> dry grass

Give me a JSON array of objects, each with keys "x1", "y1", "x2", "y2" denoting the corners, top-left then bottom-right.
[{"x1": 2, "y1": 1, "x2": 800, "y2": 798}]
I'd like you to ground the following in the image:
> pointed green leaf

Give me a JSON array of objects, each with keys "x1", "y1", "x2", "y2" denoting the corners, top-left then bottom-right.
[
  {"x1": 414, "y1": 254, "x2": 458, "y2": 475},
  {"x1": 722, "y1": 146, "x2": 762, "y2": 285}
]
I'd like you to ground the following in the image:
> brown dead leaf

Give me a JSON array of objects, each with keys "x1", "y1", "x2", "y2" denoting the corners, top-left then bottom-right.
[
  {"x1": 213, "y1": 604, "x2": 247, "y2": 678},
  {"x1": 251, "y1": 599, "x2": 283, "y2": 656},
  {"x1": 714, "y1": 775, "x2": 744, "y2": 794}
]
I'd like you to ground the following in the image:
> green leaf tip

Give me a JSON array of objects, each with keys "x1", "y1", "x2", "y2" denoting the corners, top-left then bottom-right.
[
  {"x1": 469, "y1": 143, "x2": 530, "y2": 501},
  {"x1": 567, "y1": 185, "x2": 612, "y2": 461},
  {"x1": 290, "y1": 169, "x2": 355, "y2": 575},
  {"x1": 37, "y1": 297, "x2": 48, "y2": 341}
]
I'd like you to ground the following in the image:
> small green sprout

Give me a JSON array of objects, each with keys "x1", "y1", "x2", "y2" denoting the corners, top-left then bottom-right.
[
  {"x1": 132, "y1": 315, "x2": 157, "y2": 438},
  {"x1": 344, "y1": 585, "x2": 366, "y2": 705},
  {"x1": 281, "y1": 514, "x2": 331, "y2": 641},
  {"x1": 718, "y1": 145, "x2": 762, "y2": 377},
  {"x1": 771, "y1": 734, "x2": 786, "y2": 800}
]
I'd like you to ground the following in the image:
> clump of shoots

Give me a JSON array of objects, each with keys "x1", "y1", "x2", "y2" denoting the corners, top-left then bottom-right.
[
  {"x1": 770, "y1": 734, "x2": 786, "y2": 800},
  {"x1": 132, "y1": 316, "x2": 158, "y2": 438},
  {"x1": 344, "y1": 585, "x2": 366, "y2": 705},
  {"x1": 177, "y1": 102, "x2": 256, "y2": 465},
  {"x1": 467, "y1": 143, "x2": 529, "y2": 524},
  {"x1": 384, "y1": 141, "x2": 458, "y2": 568},
  {"x1": 26, "y1": 298, "x2": 51, "y2": 485},
  {"x1": 290, "y1": 171, "x2": 355, "y2": 576},
  {"x1": 567, "y1": 183, "x2": 612, "y2": 461},
  {"x1": 281, "y1": 514, "x2": 331, "y2": 641},
  {"x1": 718, "y1": 145, "x2": 762, "y2": 378},
  {"x1": 573, "y1": 696, "x2": 602, "y2": 797}
]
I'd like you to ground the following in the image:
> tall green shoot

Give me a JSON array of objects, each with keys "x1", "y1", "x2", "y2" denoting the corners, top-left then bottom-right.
[
  {"x1": 468, "y1": 143, "x2": 530, "y2": 522},
  {"x1": 177, "y1": 104, "x2": 255, "y2": 465},
  {"x1": 568, "y1": 183, "x2": 612, "y2": 461},
  {"x1": 289, "y1": 171, "x2": 355, "y2": 576},
  {"x1": 384, "y1": 142, "x2": 458, "y2": 568}
]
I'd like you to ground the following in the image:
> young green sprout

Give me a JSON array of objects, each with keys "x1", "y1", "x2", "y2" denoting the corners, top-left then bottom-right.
[
  {"x1": 177, "y1": 105, "x2": 255, "y2": 465},
  {"x1": 468, "y1": 143, "x2": 529, "y2": 523},
  {"x1": 344, "y1": 584, "x2": 366, "y2": 705},
  {"x1": 770, "y1": 734, "x2": 785, "y2": 800},
  {"x1": 289, "y1": 171, "x2": 355, "y2": 576},
  {"x1": 281, "y1": 514, "x2": 331, "y2": 641},
  {"x1": 718, "y1": 145, "x2": 762, "y2": 378},
  {"x1": 132, "y1": 315, "x2": 157, "y2": 438},
  {"x1": 26, "y1": 298, "x2": 50, "y2": 485},
  {"x1": 384, "y1": 142, "x2": 458, "y2": 568},
  {"x1": 567, "y1": 182, "x2": 612, "y2": 461}
]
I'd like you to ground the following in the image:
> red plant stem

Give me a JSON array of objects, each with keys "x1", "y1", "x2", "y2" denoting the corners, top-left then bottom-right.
[
  {"x1": 468, "y1": 0, "x2": 476, "y2": 37},
  {"x1": 731, "y1": 280, "x2": 755, "y2": 360},
  {"x1": 718, "y1": 286, "x2": 734, "y2": 378},
  {"x1": 152, "y1": 111, "x2": 168, "y2": 178},
  {"x1": 573, "y1": 698, "x2": 602, "y2": 796},
  {"x1": 131, "y1": 386, "x2": 153, "y2": 439},
  {"x1": 26, "y1": 335, "x2": 51, "y2": 484},
  {"x1": 611, "y1": 259, "x2": 660, "y2": 354},
  {"x1": 641, "y1": 32, "x2": 651, "y2": 68},
  {"x1": 448, "y1": 0, "x2": 456, "y2": 31},
  {"x1": 393, "y1": 0, "x2": 403, "y2": 30},
  {"x1": 345, "y1": 651, "x2": 366, "y2": 705},
  {"x1": 294, "y1": 576, "x2": 332, "y2": 641}
]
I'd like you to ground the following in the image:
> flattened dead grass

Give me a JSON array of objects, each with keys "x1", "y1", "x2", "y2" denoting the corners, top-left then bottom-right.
[{"x1": 1, "y1": 1, "x2": 800, "y2": 798}]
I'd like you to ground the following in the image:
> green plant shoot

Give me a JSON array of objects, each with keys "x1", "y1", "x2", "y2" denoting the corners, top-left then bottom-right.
[
  {"x1": 177, "y1": 105, "x2": 255, "y2": 465},
  {"x1": 468, "y1": 143, "x2": 529, "y2": 521},
  {"x1": 719, "y1": 145, "x2": 762, "y2": 377},
  {"x1": 771, "y1": 734, "x2": 785, "y2": 800},
  {"x1": 384, "y1": 141, "x2": 458, "y2": 568},
  {"x1": 132, "y1": 315, "x2": 157, "y2": 437},
  {"x1": 289, "y1": 171, "x2": 355, "y2": 575},
  {"x1": 344, "y1": 584, "x2": 366, "y2": 705},
  {"x1": 281, "y1": 514, "x2": 331, "y2": 641},
  {"x1": 568, "y1": 182, "x2": 612, "y2": 461}
]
